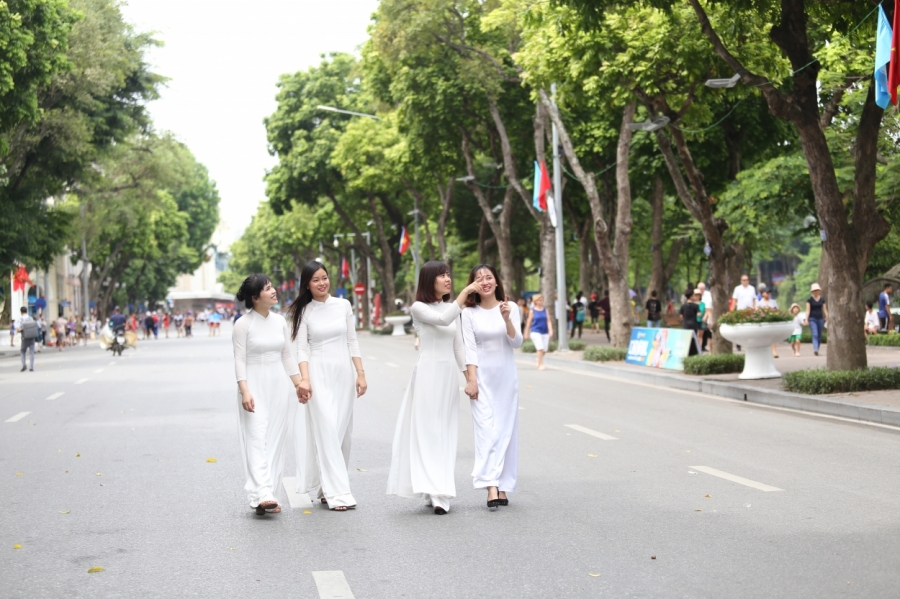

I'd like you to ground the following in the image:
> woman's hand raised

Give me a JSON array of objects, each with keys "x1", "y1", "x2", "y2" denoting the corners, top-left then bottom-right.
[{"x1": 499, "y1": 301, "x2": 512, "y2": 322}]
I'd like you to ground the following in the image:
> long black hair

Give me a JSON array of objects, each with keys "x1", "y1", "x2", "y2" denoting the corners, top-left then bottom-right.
[
  {"x1": 235, "y1": 274, "x2": 271, "y2": 310},
  {"x1": 464, "y1": 264, "x2": 506, "y2": 307},
  {"x1": 288, "y1": 261, "x2": 328, "y2": 340}
]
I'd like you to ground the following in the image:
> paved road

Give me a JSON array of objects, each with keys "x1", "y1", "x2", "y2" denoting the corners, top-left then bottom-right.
[{"x1": 2, "y1": 325, "x2": 900, "y2": 598}]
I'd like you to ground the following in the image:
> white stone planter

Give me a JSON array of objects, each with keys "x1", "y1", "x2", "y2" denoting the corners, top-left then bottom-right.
[
  {"x1": 385, "y1": 315, "x2": 411, "y2": 337},
  {"x1": 719, "y1": 321, "x2": 796, "y2": 380}
]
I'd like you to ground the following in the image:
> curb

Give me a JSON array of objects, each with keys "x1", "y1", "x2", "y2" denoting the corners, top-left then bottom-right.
[{"x1": 542, "y1": 355, "x2": 900, "y2": 428}]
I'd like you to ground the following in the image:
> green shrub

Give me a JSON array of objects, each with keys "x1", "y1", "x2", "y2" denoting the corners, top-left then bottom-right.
[
  {"x1": 583, "y1": 346, "x2": 627, "y2": 362},
  {"x1": 718, "y1": 307, "x2": 792, "y2": 325},
  {"x1": 783, "y1": 367, "x2": 900, "y2": 394},
  {"x1": 682, "y1": 354, "x2": 745, "y2": 375},
  {"x1": 867, "y1": 334, "x2": 900, "y2": 347},
  {"x1": 800, "y1": 328, "x2": 827, "y2": 344},
  {"x1": 568, "y1": 339, "x2": 587, "y2": 351},
  {"x1": 372, "y1": 326, "x2": 394, "y2": 335}
]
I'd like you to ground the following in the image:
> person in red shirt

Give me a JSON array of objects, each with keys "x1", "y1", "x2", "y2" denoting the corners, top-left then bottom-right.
[{"x1": 162, "y1": 312, "x2": 170, "y2": 338}]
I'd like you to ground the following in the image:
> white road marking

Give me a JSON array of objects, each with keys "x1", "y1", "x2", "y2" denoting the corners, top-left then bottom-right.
[
  {"x1": 312, "y1": 571, "x2": 356, "y2": 599},
  {"x1": 385, "y1": 362, "x2": 399, "y2": 368},
  {"x1": 93, "y1": 368, "x2": 104, "y2": 374},
  {"x1": 565, "y1": 424, "x2": 618, "y2": 441},
  {"x1": 5, "y1": 412, "x2": 31, "y2": 423},
  {"x1": 691, "y1": 466, "x2": 783, "y2": 492},
  {"x1": 46, "y1": 392, "x2": 64, "y2": 401},
  {"x1": 282, "y1": 477, "x2": 312, "y2": 508},
  {"x1": 75, "y1": 378, "x2": 89, "y2": 385},
  {"x1": 367, "y1": 356, "x2": 377, "y2": 361}
]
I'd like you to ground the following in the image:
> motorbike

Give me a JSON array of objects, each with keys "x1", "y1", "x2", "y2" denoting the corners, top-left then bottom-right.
[
  {"x1": 99, "y1": 323, "x2": 137, "y2": 356},
  {"x1": 109, "y1": 327, "x2": 127, "y2": 356}
]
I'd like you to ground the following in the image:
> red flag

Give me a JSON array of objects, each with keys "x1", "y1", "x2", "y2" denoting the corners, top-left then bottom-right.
[
  {"x1": 341, "y1": 257, "x2": 350, "y2": 279},
  {"x1": 538, "y1": 161, "x2": 552, "y2": 211},
  {"x1": 12, "y1": 265, "x2": 32, "y2": 292},
  {"x1": 398, "y1": 226, "x2": 411, "y2": 255},
  {"x1": 889, "y1": 0, "x2": 900, "y2": 105}
]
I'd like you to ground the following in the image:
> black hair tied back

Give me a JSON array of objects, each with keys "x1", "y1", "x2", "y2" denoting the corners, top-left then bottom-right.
[{"x1": 236, "y1": 274, "x2": 271, "y2": 310}]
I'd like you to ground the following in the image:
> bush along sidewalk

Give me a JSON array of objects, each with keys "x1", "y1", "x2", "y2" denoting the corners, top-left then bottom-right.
[
  {"x1": 867, "y1": 334, "x2": 900, "y2": 347},
  {"x1": 783, "y1": 367, "x2": 900, "y2": 394},
  {"x1": 800, "y1": 328, "x2": 827, "y2": 344},
  {"x1": 522, "y1": 338, "x2": 585, "y2": 353},
  {"x1": 682, "y1": 354, "x2": 745, "y2": 375},
  {"x1": 584, "y1": 346, "x2": 627, "y2": 362}
]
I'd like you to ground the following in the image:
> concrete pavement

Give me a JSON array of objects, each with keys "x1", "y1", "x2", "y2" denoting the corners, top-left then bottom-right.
[{"x1": 2, "y1": 326, "x2": 900, "y2": 598}]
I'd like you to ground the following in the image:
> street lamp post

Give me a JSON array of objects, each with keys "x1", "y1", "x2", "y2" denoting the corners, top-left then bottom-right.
[{"x1": 551, "y1": 84, "x2": 569, "y2": 352}]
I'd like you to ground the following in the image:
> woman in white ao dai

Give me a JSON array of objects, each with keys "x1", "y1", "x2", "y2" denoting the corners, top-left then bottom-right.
[
  {"x1": 289, "y1": 262, "x2": 367, "y2": 511},
  {"x1": 232, "y1": 275, "x2": 305, "y2": 515},
  {"x1": 461, "y1": 264, "x2": 523, "y2": 509},
  {"x1": 387, "y1": 261, "x2": 482, "y2": 515}
]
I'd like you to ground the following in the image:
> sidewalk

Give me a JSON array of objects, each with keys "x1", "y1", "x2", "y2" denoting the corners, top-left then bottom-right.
[{"x1": 542, "y1": 330, "x2": 900, "y2": 427}]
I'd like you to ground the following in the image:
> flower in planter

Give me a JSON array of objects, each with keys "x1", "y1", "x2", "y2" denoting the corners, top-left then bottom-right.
[{"x1": 718, "y1": 307, "x2": 792, "y2": 326}]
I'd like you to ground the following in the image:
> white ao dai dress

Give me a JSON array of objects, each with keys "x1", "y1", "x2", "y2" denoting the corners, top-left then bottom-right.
[
  {"x1": 295, "y1": 296, "x2": 361, "y2": 508},
  {"x1": 461, "y1": 302, "x2": 522, "y2": 492},
  {"x1": 387, "y1": 301, "x2": 466, "y2": 512},
  {"x1": 232, "y1": 310, "x2": 300, "y2": 508}
]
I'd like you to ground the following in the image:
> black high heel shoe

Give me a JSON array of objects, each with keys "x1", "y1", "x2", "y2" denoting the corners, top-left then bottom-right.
[
  {"x1": 487, "y1": 498, "x2": 501, "y2": 509},
  {"x1": 497, "y1": 497, "x2": 509, "y2": 506}
]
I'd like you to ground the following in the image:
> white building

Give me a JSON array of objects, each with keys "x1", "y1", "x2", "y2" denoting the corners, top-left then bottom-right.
[{"x1": 166, "y1": 221, "x2": 235, "y2": 313}]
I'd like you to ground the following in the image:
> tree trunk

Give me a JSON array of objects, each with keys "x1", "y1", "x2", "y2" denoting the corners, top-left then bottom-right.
[
  {"x1": 540, "y1": 92, "x2": 635, "y2": 347},
  {"x1": 648, "y1": 176, "x2": 666, "y2": 300}
]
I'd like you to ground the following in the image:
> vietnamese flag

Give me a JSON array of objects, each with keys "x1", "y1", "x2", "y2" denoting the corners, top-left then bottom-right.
[
  {"x1": 889, "y1": 0, "x2": 900, "y2": 105},
  {"x1": 398, "y1": 226, "x2": 411, "y2": 255},
  {"x1": 538, "y1": 160, "x2": 552, "y2": 212},
  {"x1": 341, "y1": 257, "x2": 350, "y2": 279}
]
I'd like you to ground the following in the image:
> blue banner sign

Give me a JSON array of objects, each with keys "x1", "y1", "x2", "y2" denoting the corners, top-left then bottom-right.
[{"x1": 625, "y1": 327, "x2": 696, "y2": 371}]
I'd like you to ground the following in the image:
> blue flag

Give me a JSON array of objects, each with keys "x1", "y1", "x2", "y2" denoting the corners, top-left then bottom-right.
[
  {"x1": 875, "y1": 5, "x2": 893, "y2": 110},
  {"x1": 532, "y1": 161, "x2": 543, "y2": 212}
]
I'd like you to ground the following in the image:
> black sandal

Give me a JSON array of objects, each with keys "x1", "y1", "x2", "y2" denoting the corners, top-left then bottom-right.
[{"x1": 434, "y1": 507, "x2": 447, "y2": 515}]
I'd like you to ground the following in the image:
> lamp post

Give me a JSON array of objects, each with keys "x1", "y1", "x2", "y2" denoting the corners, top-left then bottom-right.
[{"x1": 551, "y1": 84, "x2": 569, "y2": 352}]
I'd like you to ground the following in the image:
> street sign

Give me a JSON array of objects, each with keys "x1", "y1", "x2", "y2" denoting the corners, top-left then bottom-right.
[{"x1": 354, "y1": 283, "x2": 365, "y2": 296}]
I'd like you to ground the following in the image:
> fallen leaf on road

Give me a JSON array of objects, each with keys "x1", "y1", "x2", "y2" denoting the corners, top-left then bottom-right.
[
  {"x1": 356, "y1": 468, "x2": 368, "y2": 472},
  {"x1": 587, "y1": 454, "x2": 598, "y2": 458},
  {"x1": 87, "y1": 566, "x2": 104, "y2": 573},
  {"x1": 230, "y1": 547, "x2": 235, "y2": 551},
  {"x1": 588, "y1": 573, "x2": 601, "y2": 577},
  {"x1": 705, "y1": 494, "x2": 711, "y2": 498},
  {"x1": 206, "y1": 458, "x2": 217, "y2": 463},
  {"x1": 615, "y1": 430, "x2": 620, "y2": 432},
  {"x1": 75, "y1": 453, "x2": 80, "y2": 457},
  {"x1": 695, "y1": 509, "x2": 702, "y2": 512},
  {"x1": 685, "y1": 450, "x2": 691, "y2": 453},
  {"x1": 15, "y1": 472, "x2": 23, "y2": 477},
  {"x1": 526, "y1": 385, "x2": 532, "y2": 389},
  {"x1": 303, "y1": 510, "x2": 311, "y2": 514},
  {"x1": 95, "y1": 473, "x2": 102, "y2": 476},
  {"x1": 59, "y1": 510, "x2": 70, "y2": 514},
  {"x1": 13, "y1": 544, "x2": 22, "y2": 549},
  {"x1": 651, "y1": 555, "x2": 657, "y2": 560}
]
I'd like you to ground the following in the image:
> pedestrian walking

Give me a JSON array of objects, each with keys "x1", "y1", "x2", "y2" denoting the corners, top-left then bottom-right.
[
  {"x1": 173, "y1": 310, "x2": 184, "y2": 337},
  {"x1": 232, "y1": 274, "x2": 304, "y2": 516},
  {"x1": 152, "y1": 311, "x2": 160, "y2": 339},
  {"x1": 67, "y1": 316, "x2": 76, "y2": 346},
  {"x1": 588, "y1": 293, "x2": 601, "y2": 333},
  {"x1": 523, "y1": 294, "x2": 553, "y2": 370},
  {"x1": 162, "y1": 312, "x2": 170, "y2": 339},
  {"x1": 8, "y1": 319, "x2": 14, "y2": 347},
  {"x1": 387, "y1": 261, "x2": 482, "y2": 515},
  {"x1": 878, "y1": 283, "x2": 893, "y2": 332},
  {"x1": 289, "y1": 261, "x2": 367, "y2": 511},
  {"x1": 789, "y1": 303, "x2": 805, "y2": 356},
  {"x1": 461, "y1": 264, "x2": 523, "y2": 510},
  {"x1": 572, "y1": 291, "x2": 586, "y2": 339},
  {"x1": 55, "y1": 316, "x2": 67, "y2": 351},
  {"x1": 598, "y1": 291, "x2": 611, "y2": 342},
  {"x1": 731, "y1": 275, "x2": 757, "y2": 311},
  {"x1": 184, "y1": 311, "x2": 194, "y2": 337},
  {"x1": 645, "y1": 291, "x2": 662, "y2": 328},
  {"x1": 15, "y1": 307, "x2": 37, "y2": 372},
  {"x1": 805, "y1": 283, "x2": 828, "y2": 356},
  {"x1": 679, "y1": 289, "x2": 702, "y2": 351}
]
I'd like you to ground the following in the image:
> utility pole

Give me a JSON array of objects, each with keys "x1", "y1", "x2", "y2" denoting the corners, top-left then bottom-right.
[
  {"x1": 551, "y1": 83, "x2": 569, "y2": 351},
  {"x1": 80, "y1": 202, "x2": 91, "y2": 319}
]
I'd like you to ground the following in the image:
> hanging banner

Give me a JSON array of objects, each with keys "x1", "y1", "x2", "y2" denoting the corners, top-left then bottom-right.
[{"x1": 625, "y1": 327, "x2": 697, "y2": 371}]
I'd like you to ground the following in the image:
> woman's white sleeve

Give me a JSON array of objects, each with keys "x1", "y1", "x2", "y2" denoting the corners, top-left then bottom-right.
[
  {"x1": 461, "y1": 309, "x2": 478, "y2": 367},
  {"x1": 295, "y1": 307, "x2": 310, "y2": 364},
  {"x1": 507, "y1": 302, "x2": 524, "y2": 349},
  {"x1": 410, "y1": 301, "x2": 461, "y2": 326},
  {"x1": 281, "y1": 317, "x2": 300, "y2": 376},
  {"x1": 232, "y1": 318, "x2": 248, "y2": 383},
  {"x1": 453, "y1": 321, "x2": 466, "y2": 371},
  {"x1": 346, "y1": 301, "x2": 361, "y2": 358}
]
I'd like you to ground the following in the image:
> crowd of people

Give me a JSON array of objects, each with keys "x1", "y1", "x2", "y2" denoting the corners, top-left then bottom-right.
[{"x1": 231, "y1": 260, "x2": 520, "y2": 516}]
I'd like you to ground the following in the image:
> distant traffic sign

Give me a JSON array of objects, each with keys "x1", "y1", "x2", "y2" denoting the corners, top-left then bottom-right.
[{"x1": 354, "y1": 283, "x2": 365, "y2": 296}]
